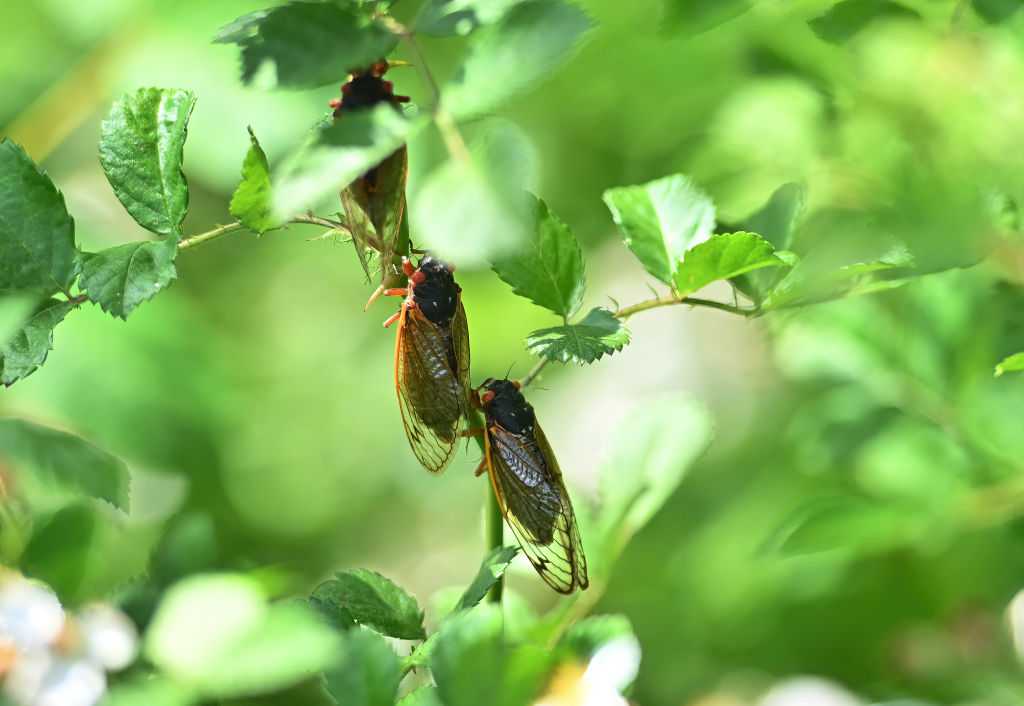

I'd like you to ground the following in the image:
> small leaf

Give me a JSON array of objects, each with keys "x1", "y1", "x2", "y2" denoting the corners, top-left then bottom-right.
[
  {"x1": 731, "y1": 183, "x2": 804, "y2": 303},
  {"x1": 674, "y1": 232, "x2": 783, "y2": 296},
  {"x1": 526, "y1": 307, "x2": 630, "y2": 365},
  {"x1": 230, "y1": 128, "x2": 278, "y2": 235},
  {"x1": 603, "y1": 174, "x2": 716, "y2": 285},
  {"x1": 559, "y1": 614, "x2": 636, "y2": 659},
  {"x1": 323, "y1": 629, "x2": 401, "y2": 706},
  {"x1": 80, "y1": 239, "x2": 177, "y2": 319},
  {"x1": 217, "y1": 3, "x2": 398, "y2": 89},
  {"x1": 0, "y1": 418, "x2": 130, "y2": 512},
  {"x1": 0, "y1": 298, "x2": 75, "y2": 386},
  {"x1": 310, "y1": 569, "x2": 425, "y2": 640},
  {"x1": 99, "y1": 88, "x2": 196, "y2": 237},
  {"x1": 491, "y1": 196, "x2": 585, "y2": 318},
  {"x1": 662, "y1": 0, "x2": 753, "y2": 36},
  {"x1": 443, "y1": 0, "x2": 593, "y2": 119},
  {"x1": 808, "y1": 0, "x2": 921, "y2": 44},
  {"x1": 0, "y1": 139, "x2": 78, "y2": 295},
  {"x1": 454, "y1": 545, "x2": 519, "y2": 612},
  {"x1": 995, "y1": 352, "x2": 1024, "y2": 377},
  {"x1": 416, "y1": 0, "x2": 525, "y2": 36}
]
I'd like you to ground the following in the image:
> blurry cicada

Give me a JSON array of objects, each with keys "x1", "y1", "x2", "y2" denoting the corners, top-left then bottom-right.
[
  {"x1": 331, "y1": 60, "x2": 410, "y2": 298},
  {"x1": 474, "y1": 378, "x2": 589, "y2": 594},
  {"x1": 383, "y1": 256, "x2": 471, "y2": 473}
]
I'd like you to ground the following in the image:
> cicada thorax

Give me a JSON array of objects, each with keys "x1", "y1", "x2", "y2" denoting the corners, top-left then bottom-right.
[{"x1": 331, "y1": 60, "x2": 411, "y2": 285}]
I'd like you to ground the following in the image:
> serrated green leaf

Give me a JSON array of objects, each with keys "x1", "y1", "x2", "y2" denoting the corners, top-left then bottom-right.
[
  {"x1": 995, "y1": 352, "x2": 1024, "y2": 377},
  {"x1": 273, "y1": 106, "x2": 420, "y2": 220},
  {"x1": 99, "y1": 88, "x2": 195, "y2": 237},
  {"x1": 603, "y1": 174, "x2": 716, "y2": 285},
  {"x1": 0, "y1": 418, "x2": 130, "y2": 512},
  {"x1": 443, "y1": 0, "x2": 593, "y2": 119},
  {"x1": 675, "y1": 232, "x2": 783, "y2": 296},
  {"x1": 416, "y1": 0, "x2": 525, "y2": 36},
  {"x1": 491, "y1": 196, "x2": 585, "y2": 318},
  {"x1": 808, "y1": 0, "x2": 921, "y2": 44},
  {"x1": 661, "y1": 0, "x2": 753, "y2": 36},
  {"x1": 230, "y1": 128, "x2": 278, "y2": 235},
  {"x1": 0, "y1": 139, "x2": 78, "y2": 295},
  {"x1": 80, "y1": 238, "x2": 177, "y2": 319},
  {"x1": 311, "y1": 569, "x2": 425, "y2": 639},
  {"x1": 526, "y1": 307, "x2": 630, "y2": 365},
  {"x1": 146, "y1": 574, "x2": 340, "y2": 698},
  {"x1": 217, "y1": 3, "x2": 398, "y2": 88},
  {"x1": 972, "y1": 0, "x2": 1022, "y2": 22},
  {"x1": 731, "y1": 183, "x2": 804, "y2": 303},
  {"x1": 454, "y1": 545, "x2": 519, "y2": 612},
  {"x1": 323, "y1": 628, "x2": 400, "y2": 706},
  {"x1": 0, "y1": 298, "x2": 75, "y2": 386}
]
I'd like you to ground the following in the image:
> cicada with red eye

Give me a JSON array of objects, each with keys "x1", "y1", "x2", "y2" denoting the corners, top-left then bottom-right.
[
  {"x1": 473, "y1": 378, "x2": 588, "y2": 594},
  {"x1": 383, "y1": 256, "x2": 471, "y2": 473},
  {"x1": 331, "y1": 60, "x2": 411, "y2": 297}
]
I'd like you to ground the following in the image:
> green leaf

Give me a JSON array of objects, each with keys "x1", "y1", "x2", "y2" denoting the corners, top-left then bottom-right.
[
  {"x1": 310, "y1": 569, "x2": 425, "y2": 640},
  {"x1": 102, "y1": 676, "x2": 194, "y2": 706},
  {"x1": 416, "y1": 0, "x2": 525, "y2": 36},
  {"x1": 411, "y1": 120, "x2": 535, "y2": 266},
  {"x1": 218, "y1": 3, "x2": 398, "y2": 89},
  {"x1": 491, "y1": 196, "x2": 585, "y2": 318},
  {"x1": 398, "y1": 686, "x2": 443, "y2": 706},
  {"x1": 273, "y1": 106, "x2": 419, "y2": 220},
  {"x1": 0, "y1": 418, "x2": 130, "y2": 512},
  {"x1": 80, "y1": 238, "x2": 177, "y2": 319},
  {"x1": 731, "y1": 183, "x2": 804, "y2": 303},
  {"x1": 808, "y1": 0, "x2": 921, "y2": 44},
  {"x1": 995, "y1": 352, "x2": 1024, "y2": 377},
  {"x1": 674, "y1": 232, "x2": 783, "y2": 296},
  {"x1": 0, "y1": 139, "x2": 78, "y2": 295},
  {"x1": 230, "y1": 128, "x2": 278, "y2": 235},
  {"x1": 560, "y1": 614, "x2": 636, "y2": 659},
  {"x1": 323, "y1": 628, "x2": 401, "y2": 706},
  {"x1": 972, "y1": 0, "x2": 1022, "y2": 22},
  {"x1": 442, "y1": 0, "x2": 593, "y2": 119},
  {"x1": 603, "y1": 174, "x2": 716, "y2": 285},
  {"x1": 661, "y1": 0, "x2": 753, "y2": 36},
  {"x1": 526, "y1": 307, "x2": 630, "y2": 365},
  {"x1": 99, "y1": 88, "x2": 196, "y2": 237},
  {"x1": 146, "y1": 574, "x2": 340, "y2": 698},
  {"x1": 0, "y1": 298, "x2": 75, "y2": 386},
  {"x1": 454, "y1": 545, "x2": 519, "y2": 612}
]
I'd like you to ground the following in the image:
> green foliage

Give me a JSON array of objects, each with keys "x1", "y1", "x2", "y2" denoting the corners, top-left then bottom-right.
[
  {"x1": 730, "y1": 183, "x2": 804, "y2": 303},
  {"x1": 603, "y1": 174, "x2": 716, "y2": 286},
  {"x1": 808, "y1": 0, "x2": 922, "y2": 44},
  {"x1": 397, "y1": 686, "x2": 443, "y2": 706},
  {"x1": 0, "y1": 139, "x2": 78, "y2": 295},
  {"x1": 674, "y1": 231, "x2": 782, "y2": 296},
  {"x1": 323, "y1": 628, "x2": 401, "y2": 706},
  {"x1": 0, "y1": 298, "x2": 75, "y2": 385},
  {"x1": 661, "y1": 0, "x2": 752, "y2": 36},
  {"x1": 99, "y1": 88, "x2": 195, "y2": 238},
  {"x1": 526, "y1": 307, "x2": 630, "y2": 365},
  {"x1": 231, "y1": 128, "x2": 278, "y2": 235},
  {"x1": 491, "y1": 196, "x2": 585, "y2": 319},
  {"x1": 415, "y1": 0, "x2": 525, "y2": 36},
  {"x1": 972, "y1": 0, "x2": 1022, "y2": 22},
  {"x1": 454, "y1": 545, "x2": 519, "y2": 612},
  {"x1": 217, "y1": 2, "x2": 398, "y2": 88},
  {"x1": 995, "y1": 352, "x2": 1024, "y2": 376},
  {"x1": 80, "y1": 239, "x2": 178, "y2": 319},
  {"x1": 560, "y1": 614, "x2": 635, "y2": 659},
  {"x1": 442, "y1": 0, "x2": 594, "y2": 119},
  {"x1": 103, "y1": 677, "x2": 193, "y2": 706},
  {"x1": 310, "y1": 569, "x2": 426, "y2": 640}
]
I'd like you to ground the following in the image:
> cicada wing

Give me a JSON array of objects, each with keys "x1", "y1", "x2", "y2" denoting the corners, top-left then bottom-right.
[
  {"x1": 484, "y1": 423, "x2": 589, "y2": 594},
  {"x1": 451, "y1": 298, "x2": 472, "y2": 412},
  {"x1": 394, "y1": 305, "x2": 465, "y2": 473},
  {"x1": 340, "y1": 147, "x2": 408, "y2": 284},
  {"x1": 340, "y1": 185, "x2": 377, "y2": 282}
]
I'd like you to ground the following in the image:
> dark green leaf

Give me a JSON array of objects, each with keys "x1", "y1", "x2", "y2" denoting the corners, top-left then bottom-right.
[
  {"x1": 674, "y1": 232, "x2": 783, "y2": 296},
  {"x1": 80, "y1": 238, "x2": 177, "y2": 319},
  {"x1": 230, "y1": 128, "x2": 278, "y2": 235},
  {"x1": 808, "y1": 0, "x2": 921, "y2": 44},
  {"x1": 731, "y1": 183, "x2": 804, "y2": 302},
  {"x1": 416, "y1": 0, "x2": 525, "y2": 36},
  {"x1": 0, "y1": 298, "x2": 75, "y2": 386},
  {"x1": 323, "y1": 629, "x2": 400, "y2": 706},
  {"x1": 454, "y1": 545, "x2": 519, "y2": 612},
  {"x1": 526, "y1": 307, "x2": 630, "y2": 365},
  {"x1": 218, "y1": 3, "x2": 398, "y2": 88},
  {"x1": 491, "y1": 196, "x2": 585, "y2": 318},
  {"x1": 972, "y1": 0, "x2": 1022, "y2": 22},
  {"x1": 443, "y1": 0, "x2": 594, "y2": 119},
  {"x1": 661, "y1": 0, "x2": 753, "y2": 36},
  {"x1": 99, "y1": 88, "x2": 196, "y2": 237},
  {"x1": 311, "y1": 569, "x2": 425, "y2": 639},
  {"x1": 995, "y1": 352, "x2": 1024, "y2": 377},
  {"x1": 0, "y1": 139, "x2": 78, "y2": 295},
  {"x1": 0, "y1": 418, "x2": 130, "y2": 512},
  {"x1": 603, "y1": 174, "x2": 716, "y2": 285}
]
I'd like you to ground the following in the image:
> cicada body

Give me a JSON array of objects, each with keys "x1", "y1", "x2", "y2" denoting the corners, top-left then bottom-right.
[
  {"x1": 475, "y1": 378, "x2": 589, "y2": 594},
  {"x1": 384, "y1": 256, "x2": 471, "y2": 473},
  {"x1": 331, "y1": 60, "x2": 410, "y2": 288}
]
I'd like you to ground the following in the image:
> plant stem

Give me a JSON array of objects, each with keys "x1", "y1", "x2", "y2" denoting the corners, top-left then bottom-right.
[
  {"x1": 177, "y1": 216, "x2": 354, "y2": 251},
  {"x1": 465, "y1": 407, "x2": 504, "y2": 604}
]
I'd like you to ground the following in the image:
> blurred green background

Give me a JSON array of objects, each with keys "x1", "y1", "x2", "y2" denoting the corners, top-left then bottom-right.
[{"x1": 5, "y1": 0, "x2": 1024, "y2": 704}]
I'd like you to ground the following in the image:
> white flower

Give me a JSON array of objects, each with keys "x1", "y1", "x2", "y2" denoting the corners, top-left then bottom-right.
[
  {"x1": 77, "y1": 604, "x2": 138, "y2": 671},
  {"x1": 3, "y1": 651, "x2": 107, "y2": 706},
  {"x1": 758, "y1": 676, "x2": 862, "y2": 706},
  {"x1": 534, "y1": 636, "x2": 641, "y2": 706},
  {"x1": 0, "y1": 580, "x2": 64, "y2": 652}
]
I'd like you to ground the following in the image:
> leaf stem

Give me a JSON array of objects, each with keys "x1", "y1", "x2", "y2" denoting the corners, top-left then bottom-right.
[{"x1": 177, "y1": 216, "x2": 355, "y2": 251}]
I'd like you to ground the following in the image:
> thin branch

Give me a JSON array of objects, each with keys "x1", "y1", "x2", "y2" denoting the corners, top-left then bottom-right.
[
  {"x1": 177, "y1": 216, "x2": 356, "y2": 252},
  {"x1": 177, "y1": 222, "x2": 246, "y2": 250}
]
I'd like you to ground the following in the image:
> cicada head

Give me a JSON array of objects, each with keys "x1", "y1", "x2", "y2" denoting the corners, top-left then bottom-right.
[
  {"x1": 409, "y1": 255, "x2": 460, "y2": 325},
  {"x1": 331, "y1": 60, "x2": 410, "y2": 117},
  {"x1": 479, "y1": 378, "x2": 533, "y2": 434}
]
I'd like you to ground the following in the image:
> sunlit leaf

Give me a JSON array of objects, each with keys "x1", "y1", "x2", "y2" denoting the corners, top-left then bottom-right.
[
  {"x1": 454, "y1": 545, "x2": 519, "y2": 612},
  {"x1": 79, "y1": 239, "x2": 178, "y2": 319},
  {"x1": 310, "y1": 569, "x2": 426, "y2": 640},
  {"x1": 99, "y1": 88, "x2": 195, "y2": 237},
  {"x1": 323, "y1": 628, "x2": 400, "y2": 706},
  {"x1": 230, "y1": 128, "x2": 278, "y2": 235},
  {"x1": 398, "y1": 685, "x2": 443, "y2": 706},
  {"x1": 995, "y1": 352, "x2": 1024, "y2": 377},
  {"x1": 526, "y1": 307, "x2": 630, "y2": 365},
  {"x1": 674, "y1": 232, "x2": 783, "y2": 296},
  {"x1": 0, "y1": 298, "x2": 75, "y2": 386},
  {"x1": 492, "y1": 196, "x2": 585, "y2": 318},
  {"x1": 102, "y1": 676, "x2": 193, "y2": 706}
]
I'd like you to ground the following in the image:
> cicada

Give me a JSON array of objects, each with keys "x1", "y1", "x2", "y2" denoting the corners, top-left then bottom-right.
[
  {"x1": 331, "y1": 60, "x2": 411, "y2": 298},
  {"x1": 474, "y1": 378, "x2": 589, "y2": 594},
  {"x1": 383, "y1": 255, "x2": 471, "y2": 473}
]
